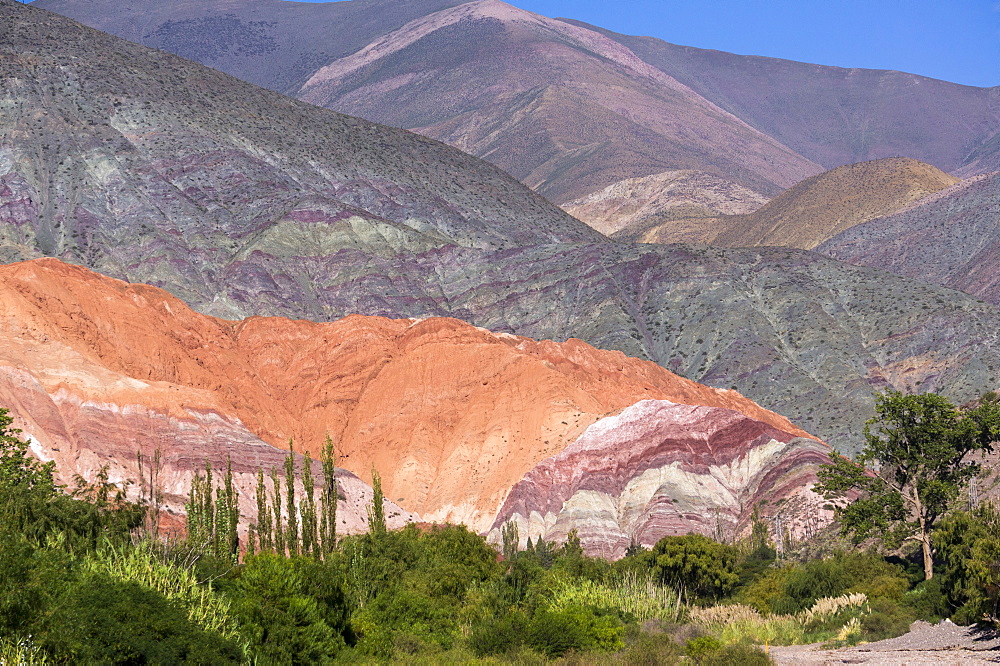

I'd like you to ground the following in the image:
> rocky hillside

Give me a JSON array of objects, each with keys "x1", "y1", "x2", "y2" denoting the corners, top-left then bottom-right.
[
  {"x1": 572, "y1": 19, "x2": 1000, "y2": 176},
  {"x1": 3, "y1": 0, "x2": 1000, "y2": 457},
  {"x1": 32, "y1": 0, "x2": 825, "y2": 205},
  {"x1": 0, "y1": 0, "x2": 597, "y2": 317},
  {"x1": 563, "y1": 171, "x2": 767, "y2": 237},
  {"x1": 35, "y1": 0, "x2": 1000, "y2": 209},
  {"x1": 618, "y1": 159, "x2": 958, "y2": 248},
  {"x1": 0, "y1": 258, "x2": 828, "y2": 552},
  {"x1": 818, "y1": 171, "x2": 1000, "y2": 305}
]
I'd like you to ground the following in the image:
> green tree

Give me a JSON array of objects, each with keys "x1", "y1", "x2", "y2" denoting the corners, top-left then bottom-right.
[
  {"x1": 650, "y1": 534, "x2": 739, "y2": 602},
  {"x1": 285, "y1": 440, "x2": 299, "y2": 556},
  {"x1": 816, "y1": 391, "x2": 1000, "y2": 580},
  {"x1": 270, "y1": 467, "x2": 285, "y2": 556},
  {"x1": 320, "y1": 435, "x2": 338, "y2": 556},
  {"x1": 367, "y1": 467, "x2": 386, "y2": 537},
  {"x1": 301, "y1": 454, "x2": 317, "y2": 557},
  {"x1": 255, "y1": 468, "x2": 272, "y2": 553}
]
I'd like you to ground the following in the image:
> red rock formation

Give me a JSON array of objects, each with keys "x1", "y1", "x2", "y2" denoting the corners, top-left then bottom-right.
[
  {"x1": 489, "y1": 400, "x2": 832, "y2": 558},
  {"x1": 0, "y1": 258, "x2": 825, "y2": 536}
]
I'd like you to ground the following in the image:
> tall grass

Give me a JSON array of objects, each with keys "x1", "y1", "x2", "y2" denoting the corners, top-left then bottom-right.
[
  {"x1": 546, "y1": 572, "x2": 684, "y2": 622},
  {"x1": 0, "y1": 637, "x2": 49, "y2": 665},
  {"x1": 81, "y1": 541, "x2": 242, "y2": 645},
  {"x1": 689, "y1": 593, "x2": 869, "y2": 646}
]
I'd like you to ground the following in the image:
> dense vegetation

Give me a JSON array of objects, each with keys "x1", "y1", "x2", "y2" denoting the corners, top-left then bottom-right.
[{"x1": 0, "y1": 393, "x2": 997, "y2": 664}]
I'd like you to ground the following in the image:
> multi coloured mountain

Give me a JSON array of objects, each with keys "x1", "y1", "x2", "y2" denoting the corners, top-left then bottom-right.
[
  {"x1": 818, "y1": 171, "x2": 1000, "y2": 306},
  {"x1": 0, "y1": 258, "x2": 831, "y2": 553},
  {"x1": 617, "y1": 158, "x2": 960, "y2": 248},
  {"x1": 33, "y1": 0, "x2": 1000, "y2": 208},
  {"x1": 2, "y1": 0, "x2": 1000, "y2": 459}
]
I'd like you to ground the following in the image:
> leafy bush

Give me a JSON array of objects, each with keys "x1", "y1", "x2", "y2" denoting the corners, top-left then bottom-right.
[
  {"x1": 37, "y1": 571, "x2": 241, "y2": 664},
  {"x1": 650, "y1": 534, "x2": 740, "y2": 602},
  {"x1": 233, "y1": 553, "x2": 349, "y2": 663}
]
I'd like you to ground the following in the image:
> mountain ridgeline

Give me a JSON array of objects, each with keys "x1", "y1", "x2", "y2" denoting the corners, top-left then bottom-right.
[
  {"x1": 1, "y1": 0, "x2": 1000, "y2": 457},
  {"x1": 32, "y1": 0, "x2": 1000, "y2": 207}
]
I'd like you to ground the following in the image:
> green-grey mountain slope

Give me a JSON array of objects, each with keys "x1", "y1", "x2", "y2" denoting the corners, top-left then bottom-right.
[{"x1": 3, "y1": 0, "x2": 1000, "y2": 457}]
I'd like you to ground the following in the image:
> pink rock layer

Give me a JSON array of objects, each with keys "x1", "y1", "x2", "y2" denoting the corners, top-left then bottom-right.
[
  {"x1": 0, "y1": 258, "x2": 824, "y2": 539},
  {"x1": 489, "y1": 400, "x2": 833, "y2": 559}
]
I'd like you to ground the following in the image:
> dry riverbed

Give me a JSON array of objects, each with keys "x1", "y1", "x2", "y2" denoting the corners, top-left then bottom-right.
[{"x1": 770, "y1": 620, "x2": 1000, "y2": 665}]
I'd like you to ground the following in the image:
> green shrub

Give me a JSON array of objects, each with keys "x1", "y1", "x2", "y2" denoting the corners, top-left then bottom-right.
[
  {"x1": 685, "y1": 635, "x2": 722, "y2": 659},
  {"x1": 468, "y1": 610, "x2": 529, "y2": 656},
  {"x1": 234, "y1": 553, "x2": 349, "y2": 663},
  {"x1": 526, "y1": 609, "x2": 593, "y2": 657},
  {"x1": 860, "y1": 598, "x2": 915, "y2": 641},
  {"x1": 37, "y1": 571, "x2": 241, "y2": 664},
  {"x1": 650, "y1": 534, "x2": 740, "y2": 603}
]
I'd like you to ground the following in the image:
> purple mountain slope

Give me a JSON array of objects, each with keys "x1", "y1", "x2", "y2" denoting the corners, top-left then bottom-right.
[
  {"x1": 34, "y1": 0, "x2": 1000, "y2": 207},
  {"x1": 818, "y1": 172, "x2": 1000, "y2": 305}
]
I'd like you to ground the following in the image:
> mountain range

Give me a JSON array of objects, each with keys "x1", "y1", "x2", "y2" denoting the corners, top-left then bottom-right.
[
  {"x1": 32, "y1": 0, "x2": 1000, "y2": 210},
  {"x1": 0, "y1": 258, "x2": 832, "y2": 554},
  {"x1": 2, "y1": 0, "x2": 1000, "y2": 460}
]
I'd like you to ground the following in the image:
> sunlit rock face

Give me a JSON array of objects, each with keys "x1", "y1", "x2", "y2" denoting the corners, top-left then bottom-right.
[
  {"x1": 490, "y1": 400, "x2": 832, "y2": 559},
  {"x1": 0, "y1": 258, "x2": 820, "y2": 539}
]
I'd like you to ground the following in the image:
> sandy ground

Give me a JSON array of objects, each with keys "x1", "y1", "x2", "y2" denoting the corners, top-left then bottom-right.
[{"x1": 770, "y1": 621, "x2": 1000, "y2": 665}]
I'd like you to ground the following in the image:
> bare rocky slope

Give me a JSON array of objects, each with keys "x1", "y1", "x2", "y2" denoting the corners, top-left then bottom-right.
[
  {"x1": 32, "y1": 0, "x2": 824, "y2": 205},
  {"x1": 566, "y1": 19, "x2": 1000, "y2": 177},
  {"x1": 818, "y1": 171, "x2": 1000, "y2": 306},
  {"x1": 3, "y1": 0, "x2": 1000, "y2": 458},
  {"x1": 0, "y1": 258, "x2": 829, "y2": 552},
  {"x1": 563, "y1": 170, "x2": 767, "y2": 237},
  {"x1": 615, "y1": 158, "x2": 959, "y2": 248},
  {"x1": 34, "y1": 0, "x2": 1000, "y2": 208}
]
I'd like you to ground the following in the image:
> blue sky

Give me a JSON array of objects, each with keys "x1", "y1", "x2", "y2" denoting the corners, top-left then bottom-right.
[
  {"x1": 19, "y1": 0, "x2": 999, "y2": 86},
  {"x1": 509, "y1": 0, "x2": 1000, "y2": 87}
]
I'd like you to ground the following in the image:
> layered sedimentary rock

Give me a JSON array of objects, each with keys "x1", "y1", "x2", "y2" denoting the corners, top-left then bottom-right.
[
  {"x1": 489, "y1": 400, "x2": 831, "y2": 558},
  {"x1": 562, "y1": 171, "x2": 767, "y2": 236},
  {"x1": 0, "y1": 259, "x2": 823, "y2": 536},
  {"x1": 623, "y1": 159, "x2": 959, "y2": 249},
  {"x1": 4, "y1": 0, "x2": 1000, "y2": 459}
]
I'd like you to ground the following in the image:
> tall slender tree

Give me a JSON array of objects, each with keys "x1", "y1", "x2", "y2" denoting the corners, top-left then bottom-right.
[
  {"x1": 255, "y1": 468, "x2": 272, "y2": 552},
  {"x1": 367, "y1": 466, "x2": 386, "y2": 537},
  {"x1": 222, "y1": 455, "x2": 239, "y2": 562},
  {"x1": 285, "y1": 440, "x2": 299, "y2": 555},
  {"x1": 301, "y1": 454, "x2": 317, "y2": 556},
  {"x1": 320, "y1": 434, "x2": 338, "y2": 555},
  {"x1": 270, "y1": 466, "x2": 285, "y2": 556}
]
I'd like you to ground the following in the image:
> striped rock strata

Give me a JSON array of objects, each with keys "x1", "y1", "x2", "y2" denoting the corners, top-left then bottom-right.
[
  {"x1": 489, "y1": 400, "x2": 831, "y2": 558},
  {"x1": 0, "y1": 258, "x2": 829, "y2": 544}
]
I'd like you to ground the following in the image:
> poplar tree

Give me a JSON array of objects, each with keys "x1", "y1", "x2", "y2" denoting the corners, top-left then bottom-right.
[
  {"x1": 285, "y1": 440, "x2": 299, "y2": 555},
  {"x1": 301, "y1": 454, "x2": 317, "y2": 556},
  {"x1": 222, "y1": 455, "x2": 239, "y2": 562},
  {"x1": 255, "y1": 468, "x2": 272, "y2": 552},
  {"x1": 367, "y1": 466, "x2": 386, "y2": 537},
  {"x1": 320, "y1": 434, "x2": 338, "y2": 555}
]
